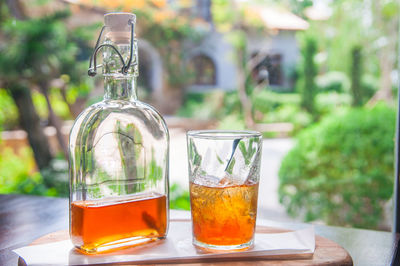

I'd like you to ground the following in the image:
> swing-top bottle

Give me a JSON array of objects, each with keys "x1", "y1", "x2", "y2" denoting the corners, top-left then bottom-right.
[{"x1": 68, "y1": 12, "x2": 169, "y2": 254}]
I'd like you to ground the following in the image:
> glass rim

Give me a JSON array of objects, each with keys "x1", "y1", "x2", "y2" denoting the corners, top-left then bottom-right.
[{"x1": 187, "y1": 130, "x2": 261, "y2": 139}]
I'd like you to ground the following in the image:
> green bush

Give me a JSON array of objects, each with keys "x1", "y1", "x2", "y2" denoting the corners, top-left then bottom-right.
[
  {"x1": 177, "y1": 91, "x2": 224, "y2": 119},
  {"x1": 176, "y1": 92, "x2": 205, "y2": 118},
  {"x1": 218, "y1": 114, "x2": 245, "y2": 130},
  {"x1": 251, "y1": 91, "x2": 310, "y2": 135},
  {"x1": 0, "y1": 147, "x2": 58, "y2": 196},
  {"x1": 222, "y1": 91, "x2": 242, "y2": 116},
  {"x1": 361, "y1": 75, "x2": 379, "y2": 101},
  {"x1": 177, "y1": 91, "x2": 242, "y2": 121},
  {"x1": 316, "y1": 71, "x2": 350, "y2": 93},
  {"x1": 257, "y1": 104, "x2": 311, "y2": 135},
  {"x1": 315, "y1": 92, "x2": 351, "y2": 117},
  {"x1": 252, "y1": 90, "x2": 300, "y2": 114},
  {"x1": 40, "y1": 158, "x2": 69, "y2": 197},
  {"x1": 279, "y1": 104, "x2": 395, "y2": 229}
]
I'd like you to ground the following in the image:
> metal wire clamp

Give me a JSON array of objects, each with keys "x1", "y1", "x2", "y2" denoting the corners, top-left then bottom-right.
[{"x1": 87, "y1": 19, "x2": 135, "y2": 77}]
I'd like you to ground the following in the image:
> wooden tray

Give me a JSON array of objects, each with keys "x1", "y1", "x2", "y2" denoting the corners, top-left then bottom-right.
[{"x1": 19, "y1": 219, "x2": 352, "y2": 265}]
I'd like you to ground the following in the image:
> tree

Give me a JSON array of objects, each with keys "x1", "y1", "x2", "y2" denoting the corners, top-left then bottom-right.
[
  {"x1": 300, "y1": 36, "x2": 317, "y2": 114},
  {"x1": 5, "y1": 84, "x2": 53, "y2": 170},
  {"x1": 285, "y1": 0, "x2": 314, "y2": 17},
  {"x1": 0, "y1": 2, "x2": 54, "y2": 170},
  {"x1": 309, "y1": 0, "x2": 398, "y2": 105},
  {"x1": 0, "y1": 11, "x2": 71, "y2": 159},
  {"x1": 211, "y1": 0, "x2": 271, "y2": 128},
  {"x1": 367, "y1": 0, "x2": 399, "y2": 104},
  {"x1": 350, "y1": 45, "x2": 363, "y2": 107},
  {"x1": 5, "y1": 0, "x2": 25, "y2": 20},
  {"x1": 0, "y1": 4, "x2": 91, "y2": 167},
  {"x1": 236, "y1": 32, "x2": 256, "y2": 128}
]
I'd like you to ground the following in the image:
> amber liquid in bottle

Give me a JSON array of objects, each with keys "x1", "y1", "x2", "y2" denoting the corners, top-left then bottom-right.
[{"x1": 71, "y1": 193, "x2": 167, "y2": 253}]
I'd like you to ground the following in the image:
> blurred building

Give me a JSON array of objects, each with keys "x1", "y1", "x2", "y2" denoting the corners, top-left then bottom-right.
[{"x1": 184, "y1": 1, "x2": 309, "y2": 92}]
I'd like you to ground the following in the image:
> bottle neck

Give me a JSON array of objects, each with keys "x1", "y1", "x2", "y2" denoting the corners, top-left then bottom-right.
[
  {"x1": 102, "y1": 38, "x2": 139, "y2": 101},
  {"x1": 104, "y1": 75, "x2": 137, "y2": 101}
]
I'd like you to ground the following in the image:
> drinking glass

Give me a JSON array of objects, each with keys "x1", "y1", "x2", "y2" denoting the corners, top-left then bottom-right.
[{"x1": 187, "y1": 130, "x2": 262, "y2": 251}]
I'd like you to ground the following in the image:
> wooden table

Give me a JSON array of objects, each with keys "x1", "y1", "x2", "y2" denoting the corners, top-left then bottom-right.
[{"x1": 0, "y1": 194, "x2": 398, "y2": 265}]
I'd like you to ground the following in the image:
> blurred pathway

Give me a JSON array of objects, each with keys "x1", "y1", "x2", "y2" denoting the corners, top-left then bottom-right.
[{"x1": 169, "y1": 129, "x2": 297, "y2": 222}]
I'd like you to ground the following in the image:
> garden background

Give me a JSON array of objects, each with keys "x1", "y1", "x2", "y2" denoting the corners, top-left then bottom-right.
[{"x1": 0, "y1": 0, "x2": 399, "y2": 231}]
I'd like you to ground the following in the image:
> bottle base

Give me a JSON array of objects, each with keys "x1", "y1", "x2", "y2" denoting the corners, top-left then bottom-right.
[
  {"x1": 193, "y1": 238, "x2": 254, "y2": 253},
  {"x1": 74, "y1": 236, "x2": 166, "y2": 254}
]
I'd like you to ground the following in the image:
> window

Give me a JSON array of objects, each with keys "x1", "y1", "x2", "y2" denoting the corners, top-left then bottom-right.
[
  {"x1": 252, "y1": 53, "x2": 283, "y2": 86},
  {"x1": 188, "y1": 54, "x2": 216, "y2": 86}
]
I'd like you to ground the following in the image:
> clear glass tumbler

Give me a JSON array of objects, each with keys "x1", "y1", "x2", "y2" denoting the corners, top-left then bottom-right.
[{"x1": 187, "y1": 130, "x2": 262, "y2": 251}]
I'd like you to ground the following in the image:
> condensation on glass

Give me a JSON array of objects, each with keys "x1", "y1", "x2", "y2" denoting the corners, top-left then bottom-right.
[{"x1": 68, "y1": 13, "x2": 169, "y2": 254}]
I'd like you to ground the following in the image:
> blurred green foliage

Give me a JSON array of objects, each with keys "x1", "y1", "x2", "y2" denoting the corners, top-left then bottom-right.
[
  {"x1": 299, "y1": 35, "x2": 317, "y2": 115},
  {"x1": 350, "y1": 45, "x2": 363, "y2": 107},
  {"x1": 315, "y1": 92, "x2": 351, "y2": 117},
  {"x1": 316, "y1": 71, "x2": 350, "y2": 93},
  {"x1": 279, "y1": 104, "x2": 395, "y2": 229},
  {"x1": 0, "y1": 147, "x2": 59, "y2": 196},
  {"x1": 0, "y1": 4, "x2": 93, "y2": 194},
  {"x1": 252, "y1": 91, "x2": 313, "y2": 134},
  {"x1": 0, "y1": 5, "x2": 94, "y2": 127},
  {"x1": 177, "y1": 92, "x2": 215, "y2": 119},
  {"x1": 31, "y1": 90, "x2": 72, "y2": 121},
  {"x1": 0, "y1": 90, "x2": 18, "y2": 130},
  {"x1": 170, "y1": 183, "x2": 190, "y2": 210},
  {"x1": 362, "y1": 75, "x2": 380, "y2": 99},
  {"x1": 40, "y1": 158, "x2": 69, "y2": 197},
  {"x1": 177, "y1": 91, "x2": 239, "y2": 120},
  {"x1": 0, "y1": 1, "x2": 397, "y2": 235},
  {"x1": 178, "y1": 90, "x2": 317, "y2": 135},
  {"x1": 0, "y1": 11, "x2": 75, "y2": 83},
  {"x1": 218, "y1": 115, "x2": 246, "y2": 131},
  {"x1": 252, "y1": 91, "x2": 300, "y2": 113},
  {"x1": 178, "y1": 88, "x2": 360, "y2": 136},
  {"x1": 309, "y1": 0, "x2": 398, "y2": 92}
]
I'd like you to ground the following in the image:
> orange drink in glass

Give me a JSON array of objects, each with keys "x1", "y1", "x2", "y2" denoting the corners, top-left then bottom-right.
[{"x1": 187, "y1": 130, "x2": 262, "y2": 251}]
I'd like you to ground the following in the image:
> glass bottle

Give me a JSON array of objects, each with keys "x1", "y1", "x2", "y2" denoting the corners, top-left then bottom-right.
[{"x1": 68, "y1": 13, "x2": 169, "y2": 254}]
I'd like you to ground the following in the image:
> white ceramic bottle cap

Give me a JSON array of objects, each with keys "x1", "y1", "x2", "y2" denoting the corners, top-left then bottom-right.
[{"x1": 104, "y1": 12, "x2": 136, "y2": 43}]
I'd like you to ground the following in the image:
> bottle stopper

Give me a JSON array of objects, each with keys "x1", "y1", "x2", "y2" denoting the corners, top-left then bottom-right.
[
  {"x1": 88, "y1": 12, "x2": 137, "y2": 76},
  {"x1": 104, "y1": 12, "x2": 136, "y2": 44}
]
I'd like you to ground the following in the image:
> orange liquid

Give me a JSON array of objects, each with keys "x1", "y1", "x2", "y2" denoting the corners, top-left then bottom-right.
[
  {"x1": 190, "y1": 182, "x2": 259, "y2": 246},
  {"x1": 71, "y1": 193, "x2": 167, "y2": 253}
]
